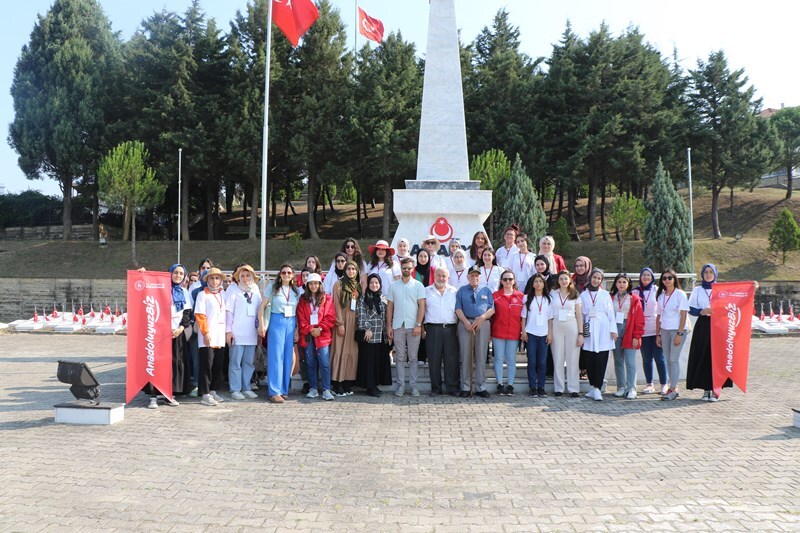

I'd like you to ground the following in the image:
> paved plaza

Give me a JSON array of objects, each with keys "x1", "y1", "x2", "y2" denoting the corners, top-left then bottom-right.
[{"x1": 0, "y1": 333, "x2": 797, "y2": 532}]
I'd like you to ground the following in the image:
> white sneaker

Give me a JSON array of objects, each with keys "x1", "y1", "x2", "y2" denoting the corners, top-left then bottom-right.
[
  {"x1": 614, "y1": 388, "x2": 626, "y2": 397},
  {"x1": 642, "y1": 384, "x2": 655, "y2": 394},
  {"x1": 584, "y1": 389, "x2": 594, "y2": 398},
  {"x1": 661, "y1": 384, "x2": 669, "y2": 395},
  {"x1": 306, "y1": 389, "x2": 319, "y2": 399},
  {"x1": 210, "y1": 391, "x2": 224, "y2": 403},
  {"x1": 322, "y1": 389, "x2": 335, "y2": 401},
  {"x1": 626, "y1": 388, "x2": 637, "y2": 400},
  {"x1": 708, "y1": 392, "x2": 719, "y2": 402},
  {"x1": 593, "y1": 388, "x2": 603, "y2": 401},
  {"x1": 230, "y1": 391, "x2": 245, "y2": 400},
  {"x1": 164, "y1": 396, "x2": 179, "y2": 407},
  {"x1": 395, "y1": 386, "x2": 405, "y2": 397},
  {"x1": 200, "y1": 394, "x2": 218, "y2": 406},
  {"x1": 411, "y1": 388, "x2": 420, "y2": 397},
  {"x1": 147, "y1": 397, "x2": 158, "y2": 409},
  {"x1": 242, "y1": 390, "x2": 258, "y2": 399}
]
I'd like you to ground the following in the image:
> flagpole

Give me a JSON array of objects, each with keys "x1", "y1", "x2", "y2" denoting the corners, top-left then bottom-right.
[
  {"x1": 687, "y1": 147, "x2": 695, "y2": 275},
  {"x1": 177, "y1": 148, "x2": 182, "y2": 265},
  {"x1": 260, "y1": 0, "x2": 275, "y2": 273}
]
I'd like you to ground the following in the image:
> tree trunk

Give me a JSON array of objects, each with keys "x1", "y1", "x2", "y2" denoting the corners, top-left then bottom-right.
[
  {"x1": 557, "y1": 185, "x2": 564, "y2": 221},
  {"x1": 619, "y1": 241, "x2": 625, "y2": 272},
  {"x1": 145, "y1": 209, "x2": 154, "y2": 240},
  {"x1": 326, "y1": 184, "x2": 335, "y2": 213},
  {"x1": 270, "y1": 181, "x2": 277, "y2": 227},
  {"x1": 786, "y1": 157, "x2": 793, "y2": 199},
  {"x1": 131, "y1": 203, "x2": 138, "y2": 267},
  {"x1": 370, "y1": 197, "x2": 376, "y2": 209},
  {"x1": 225, "y1": 180, "x2": 234, "y2": 214},
  {"x1": 205, "y1": 184, "x2": 213, "y2": 240},
  {"x1": 62, "y1": 177, "x2": 73, "y2": 241},
  {"x1": 382, "y1": 177, "x2": 392, "y2": 240},
  {"x1": 356, "y1": 181, "x2": 362, "y2": 233},
  {"x1": 600, "y1": 175, "x2": 608, "y2": 241},
  {"x1": 711, "y1": 183, "x2": 722, "y2": 239},
  {"x1": 283, "y1": 187, "x2": 290, "y2": 225},
  {"x1": 91, "y1": 181, "x2": 99, "y2": 241},
  {"x1": 249, "y1": 180, "x2": 259, "y2": 240},
  {"x1": 587, "y1": 174, "x2": 598, "y2": 241},
  {"x1": 567, "y1": 187, "x2": 576, "y2": 237},
  {"x1": 306, "y1": 174, "x2": 320, "y2": 239},
  {"x1": 362, "y1": 194, "x2": 369, "y2": 219},
  {"x1": 123, "y1": 206, "x2": 131, "y2": 241},
  {"x1": 549, "y1": 181, "x2": 558, "y2": 223},
  {"x1": 319, "y1": 186, "x2": 327, "y2": 222},
  {"x1": 243, "y1": 181, "x2": 249, "y2": 227},
  {"x1": 729, "y1": 186, "x2": 734, "y2": 214},
  {"x1": 181, "y1": 170, "x2": 190, "y2": 241}
]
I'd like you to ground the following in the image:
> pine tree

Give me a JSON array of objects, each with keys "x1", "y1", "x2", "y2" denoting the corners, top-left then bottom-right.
[
  {"x1": 469, "y1": 149, "x2": 511, "y2": 240},
  {"x1": 768, "y1": 209, "x2": 800, "y2": 264},
  {"x1": 608, "y1": 194, "x2": 647, "y2": 272},
  {"x1": 642, "y1": 160, "x2": 692, "y2": 271},
  {"x1": 495, "y1": 155, "x2": 547, "y2": 243}
]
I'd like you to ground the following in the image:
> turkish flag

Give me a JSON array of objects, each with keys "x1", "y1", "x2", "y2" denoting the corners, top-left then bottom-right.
[
  {"x1": 710, "y1": 282, "x2": 755, "y2": 395},
  {"x1": 126, "y1": 271, "x2": 173, "y2": 403},
  {"x1": 358, "y1": 7, "x2": 384, "y2": 43},
  {"x1": 272, "y1": 0, "x2": 320, "y2": 47}
]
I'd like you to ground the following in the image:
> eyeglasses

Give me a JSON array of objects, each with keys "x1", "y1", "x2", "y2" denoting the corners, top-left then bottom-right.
[
  {"x1": 663, "y1": 275, "x2": 674, "y2": 281},
  {"x1": 280, "y1": 271, "x2": 293, "y2": 275},
  {"x1": 345, "y1": 244, "x2": 355, "y2": 249},
  {"x1": 501, "y1": 278, "x2": 514, "y2": 282}
]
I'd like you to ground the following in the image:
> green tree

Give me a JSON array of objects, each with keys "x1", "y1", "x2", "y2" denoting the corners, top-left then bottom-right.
[
  {"x1": 9, "y1": 0, "x2": 121, "y2": 240},
  {"x1": 768, "y1": 208, "x2": 800, "y2": 264},
  {"x1": 608, "y1": 193, "x2": 647, "y2": 271},
  {"x1": 769, "y1": 107, "x2": 800, "y2": 199},
  {"x1": 494, "y1": 155, "x2": 547, "y2": 243},
  {"x1": 469, "y1": 148, "x2": 511, "y2": 240},
  {"x1": 549, "y1": 217, "x2": 571, "y2": 260},
  {"x1": 642, "y1": 160, "x2": 692, "y2": 271},
  {"x1": 98, "y1": 141, "x2": 166, "y2": 267}
]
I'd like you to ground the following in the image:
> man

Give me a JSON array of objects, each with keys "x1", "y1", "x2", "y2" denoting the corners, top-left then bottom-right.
[
  {"x1": 387, "y1": 257, "x2": 427, "y2": 397},
  {"x1": 422, "y1": 234, "x2": 447, "y2": 271},
  {"x1": 424, "y1": 267, "x2": 460, "y2": 396},
  {"x1": 446, "y1": 249, "x2": 470, "y2": 289},
  {"x1": 454, "y1": 265, "x2": 495, "y2": 398}
]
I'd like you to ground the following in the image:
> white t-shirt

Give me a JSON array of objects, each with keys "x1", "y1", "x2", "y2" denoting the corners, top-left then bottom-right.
[
  {"x1": 636, "y1": 286, "x2": 658, "y2": 337},
  {"x1": 195, "y1": 289, "x2": 227, "y2": 348},
  {"x1": 657, "y1": 289, "x2": 690, "y2": 330},
  {"x1": 688, "y1": 286, "x2": 712, "y2": 311},
  {"x1": 478, "y1": 265, "x2": 505, "y2": 293},
  {"x1": 495, "y1": 244, "x2": 519, "y2": 267},
  {"x1": 367, "y1": 261, "x2": 401, "y2": 296},
  {"x1": 521, "y1": 294, "x2": 553, "y2": 336},
  {"x1": 506, "y1": 252, "x2": 536, "y2": 292},
  {"x1": 446, "y1": 257, "x2": 470, "y2": 289},
  {"x1": 225, "y1": 284, "x2": 262, "y2": 346}
]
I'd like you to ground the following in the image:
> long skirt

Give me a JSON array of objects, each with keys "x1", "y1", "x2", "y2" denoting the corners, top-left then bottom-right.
[
  {"x1": 355, "y1": 341, "x2": 393, "y2": 389},
  {"x1": 146, "y1": 333, "x2": 186, "y2": 397},
  {"x1": 686, "y1": 315, "x2": 732, "y2": 391}
]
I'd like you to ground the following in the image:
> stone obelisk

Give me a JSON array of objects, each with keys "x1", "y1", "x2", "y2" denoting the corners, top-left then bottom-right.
[{"x1": 390, "y1": 0, "x2": 491, "y2": 251}]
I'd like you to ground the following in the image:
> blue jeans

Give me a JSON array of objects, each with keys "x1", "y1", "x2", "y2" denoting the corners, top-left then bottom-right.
[
  {"x1": 228, "y1": 343, "x2": 256, "y2": 392},
  {"x1": 525, "y1": 334, "x2": 548, "y2": 390},
  {"x1": 304, "y1": 338, "x2": 331, "y2": 392},
  {"x1": 613, "y1": 322, "x2": 637, "y2": 391},
  {"x1": 492, "y1": 338, "x2": 518, "y2": 386},
  {"x1": 640, "y1": 335, "x2": 667, "y2": 385},
  {"x1": 267, "y1": 313, "x2": 296, "y2": 397}
]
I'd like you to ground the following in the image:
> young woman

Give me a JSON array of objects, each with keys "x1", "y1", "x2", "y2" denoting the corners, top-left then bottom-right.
[
  {"x1": 330, "y1": 260, "x2": 362, "y2": 396},
  {"x1": 367, "y1": 240, "x2": 401, "y2": 296},
  {"x1": 296, "y1": 255, "x2": 323, "y2": 287},
  {"x1": 491, "y1": 271, "x2": 525, "y2": 395},
  {"x1": 323, "y1": 253, "x2": 348, "y2": 295},
  {"x1": 296, "y1": 273, "x2": 337, "y2": 401},
  {"x1": 325, "y1": 238, "x2": 367, "y2": 289},
  {"x1": 538, "y1": 236, "x2": 567, "y2": 274},
  {"x1": 686, "y1": 264, "x2": 733, "y2": 401},
  {"x1": 610, "y1": 273, "x2": 645, "y2": 399},
  {"x1": 477, "y1": 248, "x2": 504, "y2": 292},
  {"x1": 550, "y1": 270, "x2": 584, "y2": 397},
  {"x1": 655, "y1": 269, "x2": 690, "y2": 401},
  {"x1": 225, "y1": 264, "x2": 262, "y2": 400},
  {"x1": 634, "y1": 267, "x2": 668, "y2": 395},
  {"x1": 579, "y1": 268, "x2": 617, "y2": 401},
  {"x1": 195, "y1": 267, "x2": 228, "y2": 407},
  {"x1": 258, "y1": 263, "x2": 300, "y2": 404},
  {"x1": 414, "y1": 249, "x2": 434, "y2": 286},
  {"x1": 448, "y1": 238, "x2": 463, "y2": 258},
  {"x1": 495, "y1": 224, "x2": 519, "y2": 267},
  {"x1": 447, "y1": 249, "x2": 470, "y2": 289},
  {"x1": 469, "y1": 231, "x2": 490, "y2": 267},
  {"x1": 572, "y1": 256, "x2": 593, "y2": 293},
  {"x1": 394, "y1": 238, "x2": 415, "y2": 265},
  {"x1": 521, "y1": 273, "x2": 553, "y2": 397},
  {"x1": 507, "y1": 233, "x2": 536, "y2": 292},
  {"x1": 355, "y1": 274, "x2": 392, "y2": 397},
  {"x1": 527, "y1": 255, "x2": 556, "y2": 292}
]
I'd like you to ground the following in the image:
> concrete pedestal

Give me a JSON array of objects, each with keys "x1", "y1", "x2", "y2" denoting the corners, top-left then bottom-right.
[
  {"x1": 55, "y1": 401, "x2": 124, "y2": 425},
  {"x1": 793, "y1": 408, "x2": 800, "y2": 429}
]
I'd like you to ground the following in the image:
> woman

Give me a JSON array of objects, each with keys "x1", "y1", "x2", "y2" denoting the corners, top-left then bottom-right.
[
  {"x1": 495, "y1": 224, "x2": 519, "y2": 267},
  {"x1": 550, "y1": 270, "x2": 584, "y2": 398},
  {"x1": 507, "y1": 233, "x2": 536, "y2": 292},
  {"x1": 195, "y1": 267, "x2": 228, "y2": 406},
  {"x1": 572, "y1": 256, "x2": 593, "y2": 293},
  {"x1": 579, "y1": 268, "x2": 617, "y2": 401},
  {"x1": 296, "y1": 273, "x2": 337, "y2": 401},
  {"x1": 447, "y1": 249, "x2": 470, "y2": 289},
  {"x1": 323, "y1": 253, "x2": 348, "y2": 295},
  {"x1": 448, "y1": 238, "x2": 463, "y2": 258},
  {"x1": 331, "y1": 260, "x2": 362, "y2": 396},
  {"x1": 521, "y1": 273, "x2": 553, "y2": 397},
  {"x1": 296, "y1": 255, "x2": 323, "y2": 287},
  {"x1": 325, "y1": 239, "x2": 367, "y2": 288},
  {"x1": 527, "y1": 255, "x2": 557, "y2": 293},
  {"x1": 538, "y1": 236, "x2": 567, "y2": 274},
  {"x1": 414, "y1": 249, "x2": 435, "y2": 286},
  {"x1": 686, "y1": 264, "x2": 732, "y2": 401},
  {"x1": 477, "y1": 248, "x2": 504, "y2": 292},
  {"x1": 258, "y1": 263, "x2": 300, "y2": 404},
  {"x1": 394, "y1": 238, "x2": 415, "y2": 265},
  {"x1": 610, "y1": 273, "x2": 645, "y2": 399},
  {"x1": 225, "y1": 264, "x2": 262, "y2": 401},
  {"x1": 367, "y1": 240, "x2": 401, "y2": 296},
  {"x1": 634, "y1": 267, "x2": 668, "y2": 395},
  {"x1": 491, "y1": 271, "x2": 525, "y2": 395},
  {"x1": 469, "y1": 231, "x2": 490, "y2": 267},
  {"x1": 655, "y1": 269, "x2": 689, "y2": 401},
  {"x1": 356, "y1": 274, "x2": 393, "y2": 397}
]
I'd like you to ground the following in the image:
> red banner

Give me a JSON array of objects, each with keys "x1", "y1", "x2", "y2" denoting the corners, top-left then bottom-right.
[
  {"x1": 710, "y1": 281, "x2": 755, "y2": 395},
  {"x1": 273, "y1": 0, "x2": 320, "y2": 47},
  {"x1": 126, "y1": 271, "x2": 173, "y2": 403}
]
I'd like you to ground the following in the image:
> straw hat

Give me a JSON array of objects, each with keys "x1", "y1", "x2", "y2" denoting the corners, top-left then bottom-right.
[
  {"x1": 232, "y1": 264, "x2": 259, "y2": 283},
  {"x1": 203, "y1": 267, "x2": 224, "y2": 282}
]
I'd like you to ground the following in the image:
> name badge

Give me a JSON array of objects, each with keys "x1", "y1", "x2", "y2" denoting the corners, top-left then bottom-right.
[
  {"x1": 588, "y1": 310, "x2": 597, "y2": 318},
  {"x1": 481, "y1": 295, "x2": 487, "y2": 300},
  {"x1": 310, "y1": 313, "x2": 319, "y2": 326},
  {"x1": 558, "y1": 309, "x2": 567, "y2": 322},
  {"x1": 535, "y1": 315, "x2": 545, "y2": 327},
  {"x1": 616, "y1": 312, "x2": 625, "y2": 324},
  {"x1": 350, "y1": 298, "x2": 357, "y2": 312},
  {"x1": 284, "y1": 305, "x2": 294, "y2": 318},
  {"x1": 247, "y1": 302, "x2": 256, "y2": 317}
]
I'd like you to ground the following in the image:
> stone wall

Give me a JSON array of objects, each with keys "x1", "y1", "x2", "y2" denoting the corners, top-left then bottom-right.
[{"x1": 0, "y1": 278, "x2": 127, "y2": 323}]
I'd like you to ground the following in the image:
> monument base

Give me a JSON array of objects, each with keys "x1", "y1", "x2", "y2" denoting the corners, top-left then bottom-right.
[
  {"x1": 793, "y1": 408, "x2": 800, "y2": 429},
  {"x1": 55, "y1": 401, "x2": 124, "y2": 425}
]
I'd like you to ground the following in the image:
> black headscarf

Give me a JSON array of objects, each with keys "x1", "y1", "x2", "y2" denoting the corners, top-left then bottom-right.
[{"x1": 365, "y1": 273, "x2": 384, "y2": 313}]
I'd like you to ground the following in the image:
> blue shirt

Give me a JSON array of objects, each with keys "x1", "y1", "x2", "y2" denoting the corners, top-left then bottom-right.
[{"x1": 455, "y1": 284, "x2": 494, "y2": 319}]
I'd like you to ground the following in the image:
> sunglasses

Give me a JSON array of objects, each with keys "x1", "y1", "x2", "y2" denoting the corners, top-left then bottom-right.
[
  {"x1": 425, "y1": 241, "x2": 436, "y2": 245},
  {"x1": 345, "y1": 244, "x2": 355, "y2": 249},
  {"x1": 662, "y1": 275, "x2": 674, "y2": 281},
  {"x1": 501, "y1": 278, "x2": 514, "y2": 282},
  {"x1": 335, "y1": 259, "x2": 346, "y2": 263},
  {"x1": 280, "y1": 271, "x2": 293, "y2": 275}
]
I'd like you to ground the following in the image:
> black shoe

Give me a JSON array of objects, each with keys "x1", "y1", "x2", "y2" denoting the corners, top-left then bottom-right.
[
  {"x1": 301, "y1": 382, "x2": 311, "y2": 394},
  {"x1": 367, "y1": 388, "x2": 380, "y2": 397},
  {"x1": 506, "y1": 385, "x2": 514, "y2": 395},
  {"x1": 475, "y1": 390, "x2": 490, "y2": 398},
  {"x1": 529, "y1": 389, "x2": 537, "y2": 397},
  {"x1": 496, "y1": 383, "x2": 506, "y2": 395},
  {"x1": 459, "y1": 391, "x2": 469, "y2": 398},
  {"x1": 554, "y1": 391, "x2": 563, "y2": 397},
  {"x1": 537, "y1": 388, "x2": 546, "y2": 397},
  {"x1": 449, "y1": 390, "x2": 460, "y2": 397},
  {"x1": 429, "y1": 390, "x2": 440, "y2": 397},
  {"x1": 571, "y1": 392, "x2": 579, "y2": 398}
]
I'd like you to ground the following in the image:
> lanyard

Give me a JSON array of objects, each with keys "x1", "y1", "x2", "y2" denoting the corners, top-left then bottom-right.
[
  {"x1": 641, "y1": 288, "x2": 651, "y2": 307},
  {"x1": 558, "y1": 290, "x2": 569, "y2": 307},
  {"x1": 534, "y1": 295, "x2": 544, "y2": 314},
  {"x1": 211, "y1": 292, "x2": 223, "y2": 311},
  {"x1": 588, "y1": 291, "x2": 598, "y2": 309},
  {"x1": 282, "y1": 287, "x2": 292, "y2": 304},
  {"x1": 661, "y1": 290, "x2": 675, "y2": 311},
  {"x1": 484, "y1": 266, "x2": 494, "y2": 284},
  {"x1": 616, "y1": 293, "x2": 628, "y2": 311},
  {"x1": 518, "y1": 253, "x2": 527, "y2": 271},
  {"x1": 705, "y1": 289, "x2": 712, "y2": 303}
]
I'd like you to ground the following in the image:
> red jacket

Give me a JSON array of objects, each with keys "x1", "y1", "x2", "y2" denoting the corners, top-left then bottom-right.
[
  {"x1": 616, "y1": 292, "x2": 645, "y2": 349},
  {"x1": 296, "y1": 294, "x2": 336, "y2": 349},
  {"x1": 490, "y1": 289, "x2": 525, "y2": 340}
]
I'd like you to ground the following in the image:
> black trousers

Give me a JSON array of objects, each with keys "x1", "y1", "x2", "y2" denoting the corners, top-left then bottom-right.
[
  {"x1": 199, "y1": 346, "x2": 225, "y2": 396},
  {"x1": 586, "y1": 349, "x2": 609, "y2": 389},
  {"x1": 425, "y1": 324, "x2": 460, "y2": 394}
]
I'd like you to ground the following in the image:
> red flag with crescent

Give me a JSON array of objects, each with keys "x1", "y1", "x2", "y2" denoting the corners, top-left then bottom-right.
[
  {"x1": 710, "y1": 281, "x2": 755, "y2": 395},
  {"x1": 272, "y1": 0, "x2": 320, "y2": 47},
  {"x1": 358, "y1": 7, "x2": 384, "y2": 43}
]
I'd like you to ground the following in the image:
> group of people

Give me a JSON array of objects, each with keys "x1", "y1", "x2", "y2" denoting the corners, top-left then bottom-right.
[{"x1": 147, "y1": 225, "x2": 731, "y2": 408}]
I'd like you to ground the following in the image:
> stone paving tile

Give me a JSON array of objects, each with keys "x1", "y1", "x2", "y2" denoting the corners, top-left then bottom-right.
[{"x1": 0, "y1": 333, "x2": 798, "y2": 531}]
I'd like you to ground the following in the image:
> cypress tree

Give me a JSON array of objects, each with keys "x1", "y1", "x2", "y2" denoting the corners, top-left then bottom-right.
[
  {"x1": 495, "y1": 155, "x2": 547, "y2": 242},
  {"x1": 768, "y1": 208, "x2": 800, "y2": 264},
  {"x1": 642, "y1": 160, "x2": 692, "y2": 272}
]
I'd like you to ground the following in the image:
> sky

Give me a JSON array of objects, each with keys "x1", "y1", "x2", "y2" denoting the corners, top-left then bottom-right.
[{"x1": 2, "y1": 0, "x2": 798, "y2": 196}]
